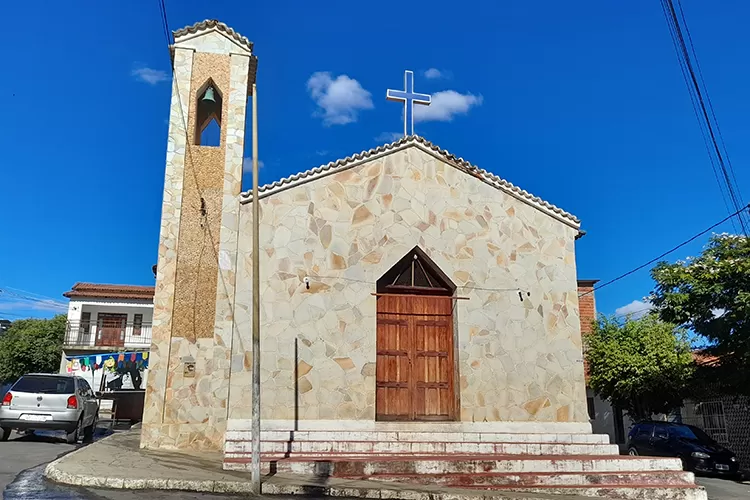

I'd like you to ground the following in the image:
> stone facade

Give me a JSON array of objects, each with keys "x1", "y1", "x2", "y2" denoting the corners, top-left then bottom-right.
[
  {"x1": 230, "y1": 141, "x2": 589, "y2": 429},
  {"x1": 143, "y1": 20, "x2": 589, "y2": 453},
  {"x1": 141, "y1": 21, "x2": 255, "y2": 451}
]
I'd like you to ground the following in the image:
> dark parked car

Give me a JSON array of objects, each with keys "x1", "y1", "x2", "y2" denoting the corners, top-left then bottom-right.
[{"x1": 627, "y1": 421, "x2": 739, "y2": 475}]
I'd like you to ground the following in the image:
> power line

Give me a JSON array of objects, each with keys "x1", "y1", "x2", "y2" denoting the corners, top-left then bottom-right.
[
  {"x1": 659, "y1": 2, "x2": 736, "y2": 231},
  {"x1": 675, "y1": 0, "x2": 745, "y2": 207},
  {"x1": 0, "y1": 311, "x2": 27, "y2": 318},
  {"x1": 660, "y1": 0, "x2": 749, "y2": 235},
  {"x1": 155, "y1": 2, "x2": 241, "y2": 340},
  {"x1": 580, "y1": 204, "x2": 750, "y2": 298},
  {"x1": 0, "y1": 286, "x2": 66, "y2": 305},
  {"x1": 613, "y1": 306, "x2": 653, "y2": 320}
]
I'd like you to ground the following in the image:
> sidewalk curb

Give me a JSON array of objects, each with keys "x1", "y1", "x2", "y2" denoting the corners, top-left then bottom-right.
[{"x1": 43, "y1": 440, "x2": 568, "y2": 499}]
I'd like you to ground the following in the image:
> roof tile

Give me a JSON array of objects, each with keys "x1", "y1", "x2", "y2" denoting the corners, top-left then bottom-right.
[{"x1": 239, "y1": 136, "x2": 580, "y2": 228}]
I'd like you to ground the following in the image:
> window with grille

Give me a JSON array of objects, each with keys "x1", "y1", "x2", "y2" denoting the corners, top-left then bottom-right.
[
  {"x1": 133, "y1": 314, "x2": 143, "y2": 336},
  {"x1": 80, "y1": 312, "x2": 91, "y2": 337},
  {"x1": 698, "y1": 401, "x2": 729, "y2": 445}
]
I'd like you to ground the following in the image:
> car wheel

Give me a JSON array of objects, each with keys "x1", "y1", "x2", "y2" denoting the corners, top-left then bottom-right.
[
  {"x1": 83, "y1": 414, "x2": 98, "y2": 443},
  {"x1": 0, "y1": 427, "x2": 10, "y2": 442},
  {"x1": 66, "y1": 418, "x2": 83, "y2": 444},
  {"x1": 628, "y1": 447, "x2": 639, "y2": 456}
]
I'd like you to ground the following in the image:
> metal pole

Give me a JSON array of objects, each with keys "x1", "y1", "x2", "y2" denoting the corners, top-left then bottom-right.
[{"x1": 250, "y1": 83, "x2": 261, "y2": 494}]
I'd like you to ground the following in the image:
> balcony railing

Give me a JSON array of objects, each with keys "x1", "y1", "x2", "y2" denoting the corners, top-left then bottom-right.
[{"x1": 64, "y1": 319, "x2": 152, "y2": 348}]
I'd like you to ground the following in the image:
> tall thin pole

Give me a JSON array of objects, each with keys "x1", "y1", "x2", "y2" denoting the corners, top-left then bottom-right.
[{"x1": 250, "y1": 83, "x2": 261, "y2": 494}]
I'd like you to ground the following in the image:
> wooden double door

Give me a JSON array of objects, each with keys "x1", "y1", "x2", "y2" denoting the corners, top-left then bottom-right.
[
  {"x1": 376, "y1": 294, "x2": 456, "y2": 421},
  {"x1": 96, "y1": 313, "x2": 127, "y2": 347}
]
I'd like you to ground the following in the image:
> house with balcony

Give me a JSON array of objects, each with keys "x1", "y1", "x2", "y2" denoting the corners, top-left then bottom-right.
[
  {"x1": 63, "y1": 282, "x2": 153, "y2": 351},
  {"x1": 60, "y1": 282, "x2": 155, "y2": 422}
]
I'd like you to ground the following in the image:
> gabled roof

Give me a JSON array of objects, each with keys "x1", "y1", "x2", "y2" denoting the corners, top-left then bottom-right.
[
  {"x1": 63, "y1": 283, "x2": 155, "y2": 301},
  {"x1": 240, "y1": 135, "x2": 581, "y2": 231},
  {"x1": 173, "y1": 19, "x2": 254, "y2": 53}
]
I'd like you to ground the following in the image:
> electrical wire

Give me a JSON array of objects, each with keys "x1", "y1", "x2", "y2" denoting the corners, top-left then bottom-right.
[
  {"x1": 660, "y1": 0, "x2": 749, "y2": 235},
  {"x1": 0, "y1": 311, "x2": 27, "y2": 318},
  {"x1": 311, "y1": 274, "x2": 530, "y2": 294},
  {"x1": 155, "y1": 1, "x2": 239, "y2": 323},
  {"x1": 580, "y1": 204, "x2": 750, "y2": 298},
  {"x1": 0, "y1": 286, "x2": 67, "y2": 307}
]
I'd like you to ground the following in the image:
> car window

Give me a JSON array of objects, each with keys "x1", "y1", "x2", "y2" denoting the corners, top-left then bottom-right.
[
  {"x1": 670, "y1": 424, "x2": 719, "y2": 445},
  {"x1": 635, "y1": 423, "x2": 654, "y2": 439},
  {"x1": 78, "y1": 379, "x2": 92, "y2": 397},
  {"x1": 12, "y1": 376, "x2": 75, "y2": 395},
  {"x1": 654, "y1": 423, "x2": 669, "y2": 440}
]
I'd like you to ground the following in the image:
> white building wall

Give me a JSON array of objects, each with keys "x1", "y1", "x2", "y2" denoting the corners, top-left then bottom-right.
[
  {"x1": 66, "y1": 298, "x2": 154, "y2": 348},
  {"x1": 587, "y1": 387, "x2": 634, "y2": 451}
]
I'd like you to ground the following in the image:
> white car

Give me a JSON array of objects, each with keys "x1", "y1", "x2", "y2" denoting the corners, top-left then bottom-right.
[{"x1": 0, "y1": 373, "x2": 99, "y2": 443}]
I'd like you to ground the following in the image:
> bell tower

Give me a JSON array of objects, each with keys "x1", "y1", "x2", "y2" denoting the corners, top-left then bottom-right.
[{"x1": 141, "y1": 20, "x2": 257, "y2": 451}]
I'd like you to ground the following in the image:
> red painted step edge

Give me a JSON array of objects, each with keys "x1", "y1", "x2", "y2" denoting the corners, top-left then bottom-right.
[
  {"x1": 453, "y1": 484, "x2": 702, "y2": 490},
  {"x1": 337, "y1": 471, "x2": 690, "y2": 478},
  {"x1": 223, "y1": 453, "x2": 672, "y2": 463},
  {"x1": 226, "y1": 439, "x2": 610, "y2": 446}
]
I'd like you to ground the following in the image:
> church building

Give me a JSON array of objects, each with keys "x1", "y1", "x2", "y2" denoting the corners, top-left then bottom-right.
[{"x1": 140, "y1": 20, "x2": 706, "y2": 500}]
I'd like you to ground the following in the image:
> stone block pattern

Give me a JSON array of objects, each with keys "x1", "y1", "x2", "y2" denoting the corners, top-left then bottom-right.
[
  {"x1": 142, "y1": 48, "x2": 251, "y2": 452},
  {"x1": 175, "y1": 31, "x2": 250, "y2": 56},
  {"x1": 141, "y1": 47, "x2": 194, "y2": 449},
  {"x1": 231, "y1": 145, "x2": 588, "y2": 424}
]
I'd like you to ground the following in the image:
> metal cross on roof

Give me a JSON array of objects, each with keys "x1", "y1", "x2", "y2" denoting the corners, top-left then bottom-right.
[{"x1": 386, "y1": 70, "x2": 431, "y2": 137}]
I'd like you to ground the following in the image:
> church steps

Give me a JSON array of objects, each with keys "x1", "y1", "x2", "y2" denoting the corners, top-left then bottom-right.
[
  {"x1": 454, "y1": 485, "x2": 706, "y2": 500},
  {"x1": 225, "y1": 439, "x2": 620, "y2": 456},
  {"x1": 223, "y1": 455, "x2": 684, "y2": 474},
  {"x1": 224, "y1": 429, "x2": 610, "y2": 444},
  {"x1": 334, "y1": 470, "x2": 696, "y2": 487}
]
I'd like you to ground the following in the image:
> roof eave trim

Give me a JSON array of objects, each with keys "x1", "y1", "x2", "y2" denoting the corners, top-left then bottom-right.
[{"x1": 240, "y1": 139, "x2": 581, "y2": 231}]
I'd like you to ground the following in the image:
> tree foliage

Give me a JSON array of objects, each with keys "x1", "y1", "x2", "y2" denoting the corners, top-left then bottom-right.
[
  {"x1": 585, "y1": 314, "x2": 695, "y2": 421},
  {"x1": 0, "y1": 315, "x2": 66, "y2": 384},
  {"x1": 651, "y1": 233, "x2": 750, "y2": 396}
]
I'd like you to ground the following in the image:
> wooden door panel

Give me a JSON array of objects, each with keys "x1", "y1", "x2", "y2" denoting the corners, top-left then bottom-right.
[
  {"x1": 376, "y1": 294, "x2": 455, "y2": 421},
  {"x1": 376, "y1": 313, "x2": 411, "y2": 420},
  {"x1": 414, "y1": 319, "x2": 452, "y2": 420}
]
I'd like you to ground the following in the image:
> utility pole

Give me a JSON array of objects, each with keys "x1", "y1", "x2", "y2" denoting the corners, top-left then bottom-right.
[{"x1": 250, "y1": 83, "x2": 261, "y2": 494}]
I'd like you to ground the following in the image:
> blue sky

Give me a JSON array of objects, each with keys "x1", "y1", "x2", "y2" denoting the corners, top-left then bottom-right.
[{"x1": 1, "y1": 0, "x2": 748, "y2": 320}]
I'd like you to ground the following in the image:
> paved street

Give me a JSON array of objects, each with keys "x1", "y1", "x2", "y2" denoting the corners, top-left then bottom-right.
[
  {"x1": 0, "y1": 430, "x2": 80, "y2": 494},
  {"x1": 696, "y1": 476, "x2": 750, "y2": 500},
  {"x1": 1, "y1": 428, "x2": 749, "y2": 500}
]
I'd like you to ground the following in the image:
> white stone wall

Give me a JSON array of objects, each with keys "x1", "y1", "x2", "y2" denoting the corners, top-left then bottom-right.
[
  {"x1": 141, "y1": 46, "x2": 193, "y2": 445},
  {"x1": 212, "y1": 53, "x2": 250, "y2": 370},
  {"x1": 230, "y1": 144, "x2": 588, "y2": 424},
  {"x1": 175, "y1": 31, "x2": 248, "y2": 56}
]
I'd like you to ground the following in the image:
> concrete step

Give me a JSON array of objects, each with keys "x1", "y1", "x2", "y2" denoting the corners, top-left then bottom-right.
[
  {"x1": 225, "y1": 439, "x2": 620, "y2": 456},
  {"x1": 338, "y1": 470, "x2": 697, "y2": 487},
  {"x1": 472, "y1": 485, "x2": 706, "y2": 500},
  {"x1": 223, "y1": 455, "x2": 685, "y2": 475},
  {"x1": 225, "y1": 429, "x2": 610, "y2": 444}
]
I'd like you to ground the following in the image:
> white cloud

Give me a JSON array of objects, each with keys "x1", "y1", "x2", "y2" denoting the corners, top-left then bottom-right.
[
  {"x1": 375, "y1": 132, "x2": 404, "y2": 143},
  {"x1": 131, "y1": 66, "x2": 169, "y2": 85},
  {"x1": 424, "y1": 68, "x2": 443, "y2": 79},
  {"x1": 243, "y1": 157, "x2": 264, "y2": 173},
  {"x1": 615, "y1": 300, "x2": 653, "y2": 319},
  {"x1": 307, "y1": 72, "x2": 374, "y2": 126},
  {"x1": 413, "y1": 90, "x2": 483, "y2": 122},
  {"x1": 315, "y1": 150, "x2": 329, "y2": 156}
]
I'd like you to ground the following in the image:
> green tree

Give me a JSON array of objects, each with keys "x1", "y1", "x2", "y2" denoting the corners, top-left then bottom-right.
[
  {"x1": 585, "y1": 314, "x2": 695, "y2": 421},
  {"x1": 0, "y1": 315, "x2": 66, "y2": 384},
  {"x1": 651, "y1": 233, "x2": 750, "y2": 396}
]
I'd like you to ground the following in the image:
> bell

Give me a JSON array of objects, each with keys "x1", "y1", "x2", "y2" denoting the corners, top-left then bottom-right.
[{"x1": 202, "y1": 86, "x2": 216, "y2": 105}]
